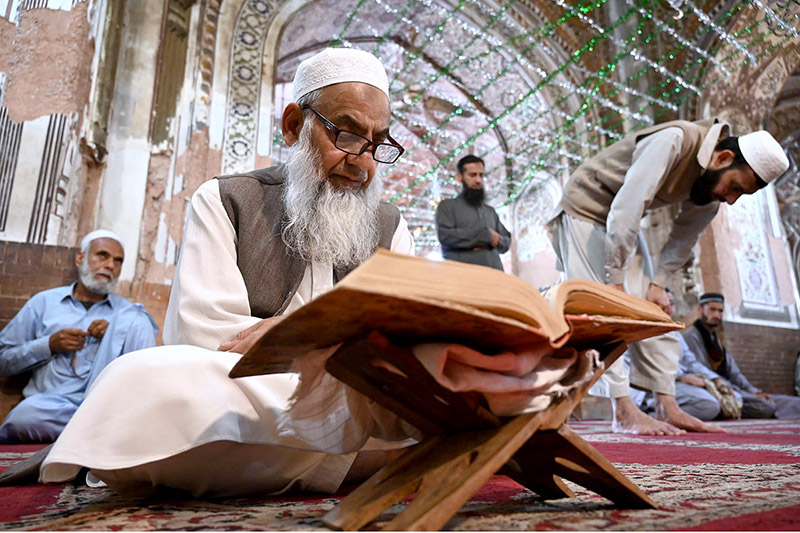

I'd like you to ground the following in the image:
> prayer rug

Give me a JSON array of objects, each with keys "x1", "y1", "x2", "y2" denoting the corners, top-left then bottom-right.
[{"x1": 1, "y1": 418, "x2": 798, "y2": 530}]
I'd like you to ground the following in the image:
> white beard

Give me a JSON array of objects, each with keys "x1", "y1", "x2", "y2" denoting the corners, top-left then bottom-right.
[
  {"x1": 281, "y1": 123, "x2": 383, "y2": 269},
  {"x1": 78, "y1": 255, "x2": 117, "y2": 296}
]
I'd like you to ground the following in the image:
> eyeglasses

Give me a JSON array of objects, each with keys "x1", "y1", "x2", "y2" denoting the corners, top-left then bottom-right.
[{"x1": 302, "y1": 105, "x2": 404, "y2": 164}]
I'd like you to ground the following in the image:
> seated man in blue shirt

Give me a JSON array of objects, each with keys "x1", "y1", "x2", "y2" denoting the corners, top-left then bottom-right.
[{"x1": 0, "y1": 230, "x2": 158, "y2": 443}]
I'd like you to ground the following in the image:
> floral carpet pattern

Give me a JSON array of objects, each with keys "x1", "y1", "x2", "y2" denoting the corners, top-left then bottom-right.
[{"x1": 1, "y1": 419, "x2": 799, "y2": 530}]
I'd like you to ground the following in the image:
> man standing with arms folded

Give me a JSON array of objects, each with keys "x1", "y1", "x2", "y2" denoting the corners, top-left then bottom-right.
[{"x1": 436, "y1": 155, "x2": 512, "y2": 271}]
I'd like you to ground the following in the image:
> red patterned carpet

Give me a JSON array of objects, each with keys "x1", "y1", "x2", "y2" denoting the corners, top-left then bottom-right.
[{"x1": 1, "y1": 418, "x2": 799, "y2": 530}]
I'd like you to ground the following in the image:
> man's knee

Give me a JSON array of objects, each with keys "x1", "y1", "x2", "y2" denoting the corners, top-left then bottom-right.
[
  {"x1": 681, "y1": 397, "x2": 721, "y2": 421},
  {"x1": 675, "y1": 384, "x2": 720, "y2": 420},
  {"x1": 122, "y1": 313, "x2": 158, "y2": 352},
  {"x1": 0, "y1": 396, "x2": 71, "y2": 443},
  {"x1": 742, "y1": 397, "x2": 776, "y2": 419}
]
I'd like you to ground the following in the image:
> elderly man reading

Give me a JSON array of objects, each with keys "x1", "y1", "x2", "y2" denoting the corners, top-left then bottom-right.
[
  {"x1": 39, "y1": 49, "x2": 417, "y2": 496},
  {"x1": 0, "y1": 231, "x2": 158, "y2": 443}
]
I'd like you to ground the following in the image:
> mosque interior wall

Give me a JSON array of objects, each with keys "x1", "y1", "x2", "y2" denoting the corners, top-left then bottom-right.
[
  {"x1": 0, "y1": 3, "x2": 92, "y2": 125},
  {"x1": 723, "y1": 322, "x2": 800, "y2": 396},
  {"x1": 0, "y1": 241, "x2": 77, "y2": 331}
]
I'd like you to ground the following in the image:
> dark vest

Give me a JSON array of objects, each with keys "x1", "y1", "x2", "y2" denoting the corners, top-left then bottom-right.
[
  {"x1": 561, "y1": 118, "x2": 727, "y2": 225},
  {"x1": 217, "y1": 165, "x2": 401, "y2": 318}
]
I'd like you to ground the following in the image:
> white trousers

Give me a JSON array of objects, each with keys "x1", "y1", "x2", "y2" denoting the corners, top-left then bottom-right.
[
  {"x1": 549, "y1": 213, "x2": 679, "y2": 397},
  {"x1": 40, "y1": 345, "x2": 414, "y2": 497}
]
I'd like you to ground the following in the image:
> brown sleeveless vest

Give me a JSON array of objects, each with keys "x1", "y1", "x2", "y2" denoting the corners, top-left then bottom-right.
[
  {"x1": 217, "y1": 165, "x2": 401, "y2": 318},
  {"x1": 561, "y1": 118, "x2": 726, "y2": 225}
]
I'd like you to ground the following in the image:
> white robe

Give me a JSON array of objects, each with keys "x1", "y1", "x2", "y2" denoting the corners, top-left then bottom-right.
[{"x1": 40, "y1": 179, "x2": 417, "y2": 496}]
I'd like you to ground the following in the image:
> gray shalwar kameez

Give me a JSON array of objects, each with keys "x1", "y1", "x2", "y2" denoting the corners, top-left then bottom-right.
[
  {"x1": 683, "y1": 323, "x2": 800, "y2": 419},
  {"x1": 435, "y1": 193, "x2": 511, "y2": 271}
]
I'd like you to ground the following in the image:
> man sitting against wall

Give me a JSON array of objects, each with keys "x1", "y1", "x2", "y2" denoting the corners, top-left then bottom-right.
[
  {"x1": 681, "y1": 292, "x2": 800, "y2": 420},
  {"x1": 0, "y1": 230, "x2": 158, "y2": 443}
]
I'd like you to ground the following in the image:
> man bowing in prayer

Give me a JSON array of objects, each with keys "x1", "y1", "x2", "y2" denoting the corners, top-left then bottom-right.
[
  {"x1": 0, "y1": 231, "x2": 158, "y2": 443},
  {"x1": 39, "y1": 48, "x2": 417, "y2": 496},
  {"x1": 548, "y1": 120, "x2": 789, "y2": 435}
]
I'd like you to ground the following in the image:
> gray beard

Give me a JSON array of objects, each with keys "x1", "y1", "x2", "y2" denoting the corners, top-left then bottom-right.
[
  {"x1": 281, "y1": 123, "x2": 382, "y2": 269},
  {"x1": 78, "y1": 256, "x2": 117, "y2": 296}
]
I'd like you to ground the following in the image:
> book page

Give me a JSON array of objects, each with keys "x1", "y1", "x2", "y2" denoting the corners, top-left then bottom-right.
[
  {"x1": 551, "y1": 279, "x2": 671, "y2": 323},
  {"x1": 230, "y1": 288, "x2": 556, "y2": 377},
  {"x1": 566, "y1": 314, "x2": 681, "y2": 349},
  {"x1": 230, "y1": 252, "x2": 680, "y2": 379},
  {"x1": 340, "y1": 250, "x2": 570, "y2": 340}
]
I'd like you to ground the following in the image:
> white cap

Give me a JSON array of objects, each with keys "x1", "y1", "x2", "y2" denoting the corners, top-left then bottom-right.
[
  {"x1": 80, "y1": 229, "x2": 124, "y2": 253},
  {"x1": 293, "y1": 48, "x2": 389, "y2": 101},
  {"x1": 738, "y1": 130, "x2": 789, "y2": 184}
]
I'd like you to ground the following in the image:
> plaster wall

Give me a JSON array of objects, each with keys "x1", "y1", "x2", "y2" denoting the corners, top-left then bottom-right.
[
  {"x1": 257, "y1": 0, "x2": 308, "y2": 160},
  {"x1": 703, "y1": 197, "x2": 798, "y2": 327},
  {"x1": 515, "y1": 248, "x2": 560, "y2": 289},
  {"x1": 0, "y1": 116, "x2": 47, "y2": 240},
  {"x1": 0, "y1": 4, "x2": 93, "y2": 247},
  {"x1": 770, "y1": 233, "x2": 797, "y2": 308},
  {"x1": 208, "y1": 0, "x2": 239, "y2": 153},
  {"x1": 0, "y1": 17, "x2": 13, "y2": 72},
  {"x1": 1, "y1": 3, "x2": 92, "y2": 123}
]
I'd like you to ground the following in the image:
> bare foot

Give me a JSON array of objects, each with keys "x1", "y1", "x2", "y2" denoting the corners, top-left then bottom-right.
[
  {"x1": 654, "y1": 393, "x2": 726, "y2": 433},
  {"x1": 611, "y1": 396, "x2": 684, "y2": 435}
]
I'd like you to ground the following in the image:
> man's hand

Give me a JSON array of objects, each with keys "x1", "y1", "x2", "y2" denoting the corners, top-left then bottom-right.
[
  {"x1": 489, "y1": 229, "x2": 502, "y2": 248},
  {"x1": 646, "y1": 283, "x2": 670, "y2": 313},
  {"x1": 87, "y1": 319, "x2": 109, "y2": 339},
  {"x1": 755, "y1": 391, "x2": 773, "y2": 401},
  {"x1": 49, "y1": 328, "x2": 88, "y2": 353},
  {"x1": 219, "y1": 316, "x2": 285, "y2": 354},
  {"x1": 679, "y1": 375, "x2": 705, "y2": 387}
]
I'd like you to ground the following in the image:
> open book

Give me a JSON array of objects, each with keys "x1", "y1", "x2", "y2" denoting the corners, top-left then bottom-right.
[{"x1": 230, "y1": 250, "x2": 680, "y2": 378}]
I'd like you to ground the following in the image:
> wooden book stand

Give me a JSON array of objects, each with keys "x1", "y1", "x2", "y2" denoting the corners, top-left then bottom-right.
[{"x1": 321, "y1": 331, "x2": 655, "y2": 531}]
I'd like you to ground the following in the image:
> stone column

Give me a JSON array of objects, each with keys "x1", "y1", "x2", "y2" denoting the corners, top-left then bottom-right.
[
  {"x1": 604, "y1": 0, "x2": 643, "y2": 134},
  {"x1": 96, "y1": 0, "x2": 166, "y2": 281}
]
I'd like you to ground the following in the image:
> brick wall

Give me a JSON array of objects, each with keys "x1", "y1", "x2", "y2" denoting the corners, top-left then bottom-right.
[
  {"x1": 724, "y1": 322, "x2": 800, "y2": 396},
  {"x1": 117, "y1": 280, "x2": 171, "y2": 344},
  {"x1": 0, "y1": 241, "x2": 80, "y2": 420},
  {"x1": 0, "y1": 241, "x2": 79, "y2": 330}
]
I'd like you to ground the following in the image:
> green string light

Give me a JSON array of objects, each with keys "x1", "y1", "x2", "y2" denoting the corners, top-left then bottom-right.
[
  {"x1": 382, "y1": 0, "x2": 618, "y2": 182},
  {"x1": 388, "y1": 0, "x2": 655, "y2": 204},
  {"x1": 321, "y1": 0, "x2": 799, "y2": 246}
]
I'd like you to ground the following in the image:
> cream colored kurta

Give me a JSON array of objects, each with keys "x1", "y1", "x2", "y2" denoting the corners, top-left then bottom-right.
[
  {"x1": 550, "y1": 126, "x2": 723, "y2": 398},
  {"x1": 40, "y1": 179, "x2": 416, "y2": 497}
]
